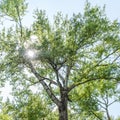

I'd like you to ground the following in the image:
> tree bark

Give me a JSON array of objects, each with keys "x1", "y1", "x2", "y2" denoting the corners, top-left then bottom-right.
[
  {"x1": 58, "y1": 90, "x2": 68, "y2": 120},
  {"x1": 106, "y1": 108, "x2": 111, "y2": 120}
]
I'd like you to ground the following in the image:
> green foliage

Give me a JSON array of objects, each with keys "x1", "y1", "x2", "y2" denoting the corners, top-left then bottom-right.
[
  {"x1": 0, "y1": 114, "x2": 13, "y2": 120},
  {"x1": 116, "y1": 116, "x2": 120, "y2": 120},
  {"x1": 0, "y1": 1, "x2": 120, "y2": 119},
  {"x1": 0, "y1": 93, "x2": 59, "y2": 120},
  {"x1": 0, "y1": 0, "x2": 27, "y2": 21},
  {"x1": 12, "y1": 94, "x2": 49, "y2": 120}
]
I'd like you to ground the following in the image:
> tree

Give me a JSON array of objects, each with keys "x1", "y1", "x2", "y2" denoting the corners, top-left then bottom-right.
[
  {"x1": 116, "y1": 116, "x2": 120, "y2": 120},
  {"x1": 70, "y1": 78, "x2": 120, "y2": 120},
  {"x1": 0, "y1": 93, "x2": 59, "y2": 120},
  {"x1": 0, "y1": 1, "x2": 120, "y2": 120},
  {"x1": 96, "y1": 80, "x2": 120, "y2": 120}
]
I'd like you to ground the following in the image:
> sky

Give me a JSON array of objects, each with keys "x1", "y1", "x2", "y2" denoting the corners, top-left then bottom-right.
[
  {"x1": 23, "y1": 0, "x2": 120, "y2": 26},
  {"x1": 1, "y1": 0, "x2": 120, "y2": 118}
]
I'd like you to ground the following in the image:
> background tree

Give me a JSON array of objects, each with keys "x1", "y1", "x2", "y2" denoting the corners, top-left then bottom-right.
[
  {"x1": 0, "y1": 1, "x2": 120, "y2": 120},
  {"x1": 0, "y1": 93, "x2": 59, "y2": 120},
  {"x1": 70, "y1": 79, "x2": 120, "y2": 120}
]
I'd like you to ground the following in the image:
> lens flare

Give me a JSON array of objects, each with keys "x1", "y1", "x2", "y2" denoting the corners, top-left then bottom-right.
[{"x1": 25, "y1": 49, "x2": 35, "y2": 59}]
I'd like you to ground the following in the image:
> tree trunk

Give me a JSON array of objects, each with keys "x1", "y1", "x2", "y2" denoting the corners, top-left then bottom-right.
[
  {"x1": 106, "y1": 109, "x2": 111, "y2": 120},
  {"x1": 58, "y1": 91, "x2": 68, "y2": 120},
  {"x1": 58, "y1": 102, "x2": 68, "y2": 120}
]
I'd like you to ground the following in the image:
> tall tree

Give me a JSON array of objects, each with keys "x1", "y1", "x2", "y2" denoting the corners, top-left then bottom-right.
[{"x1": 0, "y1": 1, "x2": 120, "y2": 120}]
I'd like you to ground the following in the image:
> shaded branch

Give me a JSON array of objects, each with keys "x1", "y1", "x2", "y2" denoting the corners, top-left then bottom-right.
[
  {"x1": 46, "y1": 78, "x2": 58, "y2": 86},
  {"x1": 55, "y1": 68, "x2": 63, "y2": 89},
  {"x1": 57, "y1": 59, "x2": 67, "y2": 70},
  {"x1": 28, "y1": 78, "x2": 58, "y2": 87},
  {"x1": 47, "y1": 58, "x2": 63, "y2": 88}
]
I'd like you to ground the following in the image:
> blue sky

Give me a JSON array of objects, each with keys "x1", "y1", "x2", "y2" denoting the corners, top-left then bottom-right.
[
  {"x1": 23, "y1": 0, "x2": 120, "y2": 26},
  {"x1": 1, "y1": 0, "x2": 120, "y2": 118}
]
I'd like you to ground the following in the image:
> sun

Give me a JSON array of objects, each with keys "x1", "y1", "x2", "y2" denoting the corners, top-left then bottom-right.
[{"x1": 25, "y1": 49, "x2": 36, "y2": 59}]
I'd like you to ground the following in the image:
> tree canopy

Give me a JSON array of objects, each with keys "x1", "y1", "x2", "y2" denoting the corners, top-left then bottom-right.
[{"x1": 0, "y1": 0, "x2": 120, "y2": 120}]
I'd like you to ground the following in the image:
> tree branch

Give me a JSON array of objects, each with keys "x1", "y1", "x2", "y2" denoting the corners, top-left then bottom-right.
[
  {"x1": 90, "y1": 110, "x2": 103, "y2": 120},
  {"x1": 95, "y1": 48, "x2": 120, "y2": 67},
  {"x1": 68, "y1": 77, "x2": 117, "y2": 93},
  {"x1": 25, "y1": 60, "x2": 61, "y2": 106},
  {"x1": 57, "y1": 59, "x2": 67, "y2": 70},
  {"x1": 108, "y1": 99, "x2": 118, "y2": 106},
  {"x1": 55, "y1": 68, "x2": 63, "y2": 89},
  {"x1": 58, "y1": 73, "x2": 65, "y2": 86},
  {"x1": 65, "y1": 65, "x2": 71, "y2": 88},
  {"x1": 111, "y1": 54, "x2": 120, "y2": 64},
  {"x1": 45, "y1": 78, "x2": 58, "y2": 86},
  {"x1": 28, "y1": 78, "x2": 58, "y2": 87},
  {"x1": 47, "y1": 58, "x2": 63, "y2": 88}
]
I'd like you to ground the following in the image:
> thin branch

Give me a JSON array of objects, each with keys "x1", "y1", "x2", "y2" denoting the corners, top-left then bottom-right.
[
  {"x1": 98, "y1": 103, "x2": 106, "y2": 110},
  {"x1": 0, "y1": 14, "x2": 14, "y2": 21},
  {"x1": 83, "y1": 48, "x2": 120, "y2": 75},
  {"x1": 28, "y1": 78, "x2": 58, "y2": 87},
  {"x1": 68, "y1": 77, "x2": 117, "y2": 93},
  {"x1": 58, "y1": 72, "x2": 65, "y2": 86},
  {"x1": 108, "y1": 99, "x2": 118, "y2": 106},
  {"x1": 97, "y1": 99, "x2": 106, "y2": 106},
  {"x1": 47, "y1": 58, "x2": 63, "y2": 88},
  {"x1": 106, "y1": 92, "x2": 109, "y2": 105},
  {"x1": 68, "y1": 78, "x2": 98, "y2": 92},
  {"x1": 91, "y1": 110, "x2": 103, "y2": 120},
  {"x1": 95, "y1": 48, "x2": 120, "y2": 67},
  {"x1": 65, "y1": 66, "x2": 71, "y2": 88},
  {"x1": 96, "y1": 97, "x2": 107, "y2": 110},
  {"x1": 45, "y1": 78, "x2": 58, "y2": 86},
  {"x1": 55, "y1": 68, "x2": 63, "y2": 88},
  {"x1": 100, "y1": 94, "x2": 111, "y2": 120},
  {"x1": 111, "y1": 54, "x2": 120, "y2": 64},
  {"x1": 57, "y1": 59, "x2": 67, "y2": 70},
  {"x1": 28, "y1": 81, "x2": 40, "y2": 86},
  {"x1": 32, "y1": 75, "x2": 58, "y2": 86}
]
